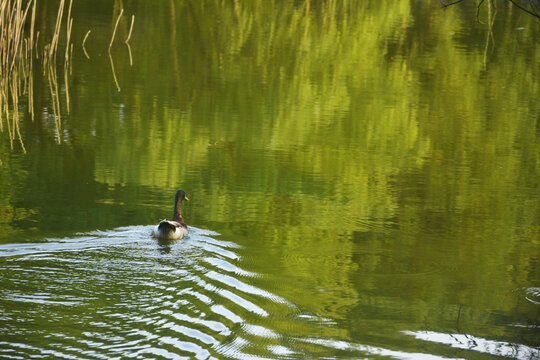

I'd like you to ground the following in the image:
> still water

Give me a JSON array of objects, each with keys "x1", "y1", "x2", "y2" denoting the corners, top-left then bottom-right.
[{"x1": 0, "y1": 0, "x2": 539, "y2": 358}]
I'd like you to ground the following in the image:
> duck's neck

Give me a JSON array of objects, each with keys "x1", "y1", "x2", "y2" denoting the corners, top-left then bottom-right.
[{"x1": 173, "y1": 198, "x2": 183, "y2": 222}]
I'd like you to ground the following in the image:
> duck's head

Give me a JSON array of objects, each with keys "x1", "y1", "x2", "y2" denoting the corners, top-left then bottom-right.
[{"x1": 175, "y1": 189, "x2": 189, "y2": 203}]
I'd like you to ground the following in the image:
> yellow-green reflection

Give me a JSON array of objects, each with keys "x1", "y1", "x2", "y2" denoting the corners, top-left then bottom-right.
[{"x1": 0, "y1": 0, "x2": 538, "y2": 357}]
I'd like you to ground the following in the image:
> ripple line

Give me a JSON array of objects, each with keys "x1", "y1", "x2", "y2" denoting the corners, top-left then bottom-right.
[
  {"x1": 203, "y1": 257, "x2": 258, "y2": 277},
  {"x1": 161, "y1": 309, "x2": 231, "y2": 336},
  {"x1": 163, "y1": 322, "x2": 218, "y2": 346},
  {"x1": 195, "y1": 242, "x2": 239, "y2": 260},
  {"x1": 403, "y1": 331, "x2": 540, "y2": 359},
  {"x1": 210, "y1": 305, "x2": 244, "y2": 324},
  {"x1": 216, "y1": 337, "x2": 275, "y2": 360},
  {"x1": 131, "y1": 346, "x2": 190, "y2": 359},
  {"x1": 158, "y1": 336, "x2": 216, "y2": 360},
  {"x1": 242, "y1": 324, "x2": 280, "y2": 339},
  {"x1": 199, "y1": 281, "x2": 268, "y2": 317},
  {"x1": 204, "y1": 270, "x2": 292, "y2": 305},
  {"x1": 299, "y1": 337, "x2": 463, "y2": 360}
]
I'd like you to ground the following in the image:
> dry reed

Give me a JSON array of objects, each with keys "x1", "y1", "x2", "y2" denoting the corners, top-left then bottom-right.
[
  {"x1": 0, "y1": 0, "x2": 73, "y2": 150},
  {"x1": 64, "y1": 0, "x2": 73, "y2": 67},
  {"x1": 109, "y1": 51, "x2": 121, "y2": 92},
  {"x1": 109, "y1": 8, "x2": 123, "y2": 51},
  {"x1": 125, "y1": 15, "x2": 135, "y2": 66},
  {"x1": 125, "y1": 15, "x2": 135, "y2": 43},
  {"x1": 126, "y1": 41, "x2": 133, "y2": 67},
  {"x1": 47, "y1": 0, "x2": 64, "y2": 62},
  {"x1": 0, "y1": 0, "x2": 37, "y2": 151},
  {"x1": 1, "y1": 1, "x2": 136, "y2": 152},
  {"x1": 82, "y1": 30, "x2": 91, "y2": 59}
]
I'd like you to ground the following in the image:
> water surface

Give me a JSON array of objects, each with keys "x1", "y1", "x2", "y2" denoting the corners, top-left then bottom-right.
[{"x1": 0, "y1": 0, "x2": 538, "y2": 359}]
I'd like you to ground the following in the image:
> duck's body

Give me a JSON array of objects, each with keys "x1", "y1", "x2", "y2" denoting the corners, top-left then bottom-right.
[
  {"x1": 153, "y1": 189, "x2": 189, "y2": 240},
  {"x1": 154, "y1": 219, "x2": 188, "y2": 240}
]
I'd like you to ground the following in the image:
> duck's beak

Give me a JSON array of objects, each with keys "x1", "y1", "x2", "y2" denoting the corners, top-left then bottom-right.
[{"x1": 185, "y1": 196, "x2": 189, "y2": 201}]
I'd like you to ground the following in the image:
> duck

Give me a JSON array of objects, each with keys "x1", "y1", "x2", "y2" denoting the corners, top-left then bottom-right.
[{"x1": 153, "y1": 189, "x2": 189, "y2": 240}]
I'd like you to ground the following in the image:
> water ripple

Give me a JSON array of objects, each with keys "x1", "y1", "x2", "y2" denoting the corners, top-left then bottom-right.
[
  {"x1": 403, "y1": 331, "x2": 540, "y2": 359},
  {"x1": 0, "y1": 226, "x2": 285, "y2": 359},
  {"x1": 1, "y1": 225, "x2": 532, "y2": 359},
  {"x1": 203, "y1": 257, "x2": 258, "y2": 277},
  {"x1": 203, "y1": 270, "x2": 292, "y2": 305},
  {"x1": 161, "y1": 309, "x2": 231, "y2": 335}
]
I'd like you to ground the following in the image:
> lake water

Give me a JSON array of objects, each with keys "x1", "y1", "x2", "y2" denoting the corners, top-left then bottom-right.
[{"x1": 0, "y1": 0, "x2": 539, "y2": 359}]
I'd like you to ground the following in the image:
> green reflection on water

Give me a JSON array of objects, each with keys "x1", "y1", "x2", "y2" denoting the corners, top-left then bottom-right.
[{"x1": 0, "y1": 0, "x2": 538, "y2": 357}]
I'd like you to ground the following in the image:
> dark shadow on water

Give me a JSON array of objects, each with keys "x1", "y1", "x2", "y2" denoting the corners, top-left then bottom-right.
[{"x1": 155, "y1": 236, "x2": 185, "y2": 254}]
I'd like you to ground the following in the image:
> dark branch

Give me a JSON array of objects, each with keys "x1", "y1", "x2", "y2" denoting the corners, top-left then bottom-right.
[
  {"x1": 477, "y1": 0, "x2": 486, "y2": 22},
  {"x1": 507, "y1": 0, "x2": 540, "y2": 19},
  {"x1": 440, "y1": 0, "x2": 465, "y2": 7},
  {"x1": 441, "y1": 0, "x2": 540, "y2": 20}
]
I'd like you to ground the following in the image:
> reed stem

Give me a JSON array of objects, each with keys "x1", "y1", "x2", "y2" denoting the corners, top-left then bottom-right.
[
  {"x1": 0, "y1": 0, "x2": 73, "y2": 151},
  {"x1": 109, "y1": 8, "x2": 124, "y2": 51},
  {"x1": 82, "y1": 29, "x2": 91, "y2": 59},
  {"x1": 47, "y1": 0, "x2": 64, "y2": 63},
  {"x1": 125, "y1": 15, "x2": 134, "y2": 43}
]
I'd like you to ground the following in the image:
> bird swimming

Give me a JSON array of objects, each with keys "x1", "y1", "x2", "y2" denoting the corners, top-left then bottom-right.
[{"x1": 153, "y1": 189, "x2": 189, "y2": 240}]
